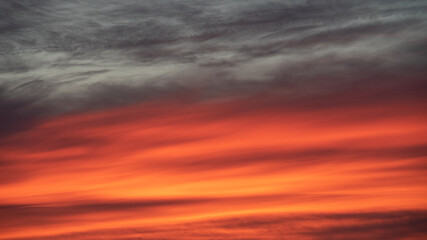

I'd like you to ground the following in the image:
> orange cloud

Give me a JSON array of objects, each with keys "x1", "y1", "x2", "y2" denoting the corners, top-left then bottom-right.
[{"x1": 0, "y1": 96, "x2": 426, "y2": 239}]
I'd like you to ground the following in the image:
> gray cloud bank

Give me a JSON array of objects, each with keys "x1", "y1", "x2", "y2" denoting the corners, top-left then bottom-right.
[{"x1": 1, "y1": 0, "x2": 426, "y2": 134}]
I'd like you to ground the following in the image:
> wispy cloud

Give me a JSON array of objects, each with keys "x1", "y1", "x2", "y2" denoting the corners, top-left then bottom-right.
[{"x1": 1, "y1": 0, "x2": 426, "y2": 117}]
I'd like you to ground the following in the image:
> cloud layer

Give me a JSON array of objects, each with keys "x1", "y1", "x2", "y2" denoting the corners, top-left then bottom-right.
[
  {"x1": 1, "y1": 95, "x2": 426, "y2": 239},
  {"x1": 1, "y1": 0, "x2": 426, "y2": 113},
  {"x1": 1, "y1": 1, "x2": 427, "y2": 239}
]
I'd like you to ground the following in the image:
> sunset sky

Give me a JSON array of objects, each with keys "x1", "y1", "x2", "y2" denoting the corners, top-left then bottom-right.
[{"x1": 1, "y1": 1, "x2": 427, "y2": 239}]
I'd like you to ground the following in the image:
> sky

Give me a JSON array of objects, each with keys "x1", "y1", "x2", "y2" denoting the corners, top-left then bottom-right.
[{"x1": 1, "y1": 0, "x2": 427, "y2": 239}]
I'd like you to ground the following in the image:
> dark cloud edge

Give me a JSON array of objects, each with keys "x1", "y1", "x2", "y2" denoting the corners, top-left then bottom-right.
[{"x1": 2, "y1": 209, "x2": 426, "y2": 240}]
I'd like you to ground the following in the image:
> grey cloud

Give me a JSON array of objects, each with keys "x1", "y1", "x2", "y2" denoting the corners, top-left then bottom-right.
[
  {"x1": 0, "y1": 87, "x2": 46, "y2": 137},
  {"x1": 1, "y1": 0, "x2": 426, "y2": 133}
]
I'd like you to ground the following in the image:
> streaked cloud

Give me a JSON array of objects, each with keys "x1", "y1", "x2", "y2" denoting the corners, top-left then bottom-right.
[
  {"x1": 1, "y1": 94, "x2": 426, "y2": 239},
  {"x1": 1, "y1": 0, "x2": 426, "y2": 115},
  {"x1": 1, "y1": 0, "x2": 426, "y2": 239}
]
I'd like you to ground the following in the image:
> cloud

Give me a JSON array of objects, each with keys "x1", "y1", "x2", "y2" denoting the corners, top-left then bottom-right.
[
  {"x1": 305, "y1": 211, "x2": 427, "y2": 240},
  {"x1": 1, "y1": 1, "x2": 426, "y2": 239},
  {"x1": 0, "y1": 193, "x2": 356, "y2": 234},
  {"x1": 1, "y1": 0, "x2": 426, "y2": 120},
  {"x1": 0, "y1": 86, "x2": 45, "y2": 137},
  {"x1": 0, "y1": 198, "x2": 212, "y2": 229},
  {"x1": 4, "y1": 210, "x2": 426, "y2": 240},
  {"x1": 152, "y1": 144, "x2": 427, "y2": 174}
]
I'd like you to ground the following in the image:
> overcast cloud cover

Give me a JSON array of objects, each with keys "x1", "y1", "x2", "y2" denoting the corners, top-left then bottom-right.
[{"x1": 1, "y1": 0, "x2": 426, "y2": 117}]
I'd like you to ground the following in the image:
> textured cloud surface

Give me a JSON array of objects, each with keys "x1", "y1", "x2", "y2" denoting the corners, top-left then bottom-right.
[
  {"x1": 1, "y1": 96, "x2": 426, "y2": 239},
  {"x1": 2, "y1": 0, "x2": 426, "y2": 112},
  {"x1": 1, "y1": 0, "x2": 427, "y2": 239}
]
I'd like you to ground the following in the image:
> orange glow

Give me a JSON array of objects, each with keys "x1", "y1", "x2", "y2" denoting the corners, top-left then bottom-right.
[{"x1": 1, "y1": 96, "x2": 426, "y2": 239}]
